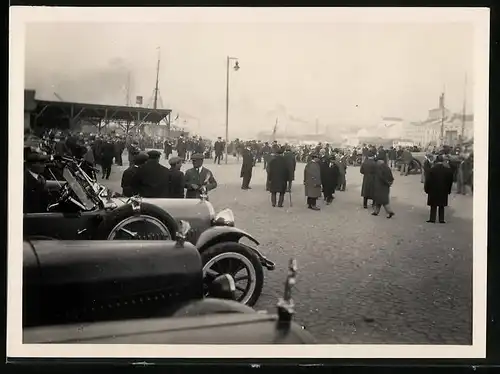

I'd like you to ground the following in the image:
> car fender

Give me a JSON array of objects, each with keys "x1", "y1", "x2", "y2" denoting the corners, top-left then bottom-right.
[
  {"x1": 196, "y1": 226, "x2": 259, "y2": 250},
  {"x1": 195, "y1": 227, "x2": 275, "y2": 271}
]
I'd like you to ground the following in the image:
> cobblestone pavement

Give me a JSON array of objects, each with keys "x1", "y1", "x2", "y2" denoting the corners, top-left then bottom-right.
[{"x1": 102, "y1": 151, "x2": 473, "y2": 344}]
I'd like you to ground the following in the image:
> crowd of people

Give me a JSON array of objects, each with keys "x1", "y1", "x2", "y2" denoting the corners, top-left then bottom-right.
[{"x1": 24, "y1": 126, "x2": 473, "y2": 222}]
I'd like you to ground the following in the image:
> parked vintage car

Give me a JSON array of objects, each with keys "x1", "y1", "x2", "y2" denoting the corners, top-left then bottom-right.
[
  {"x1": 394, "y1": 155, "x2": 423, "y2": 174},
  {"x1": 23, "y1": 155, "x2": 275, "y2": 306},
  {"x1": 23, "y1": 226, "x2": 315, "y2": 344}
]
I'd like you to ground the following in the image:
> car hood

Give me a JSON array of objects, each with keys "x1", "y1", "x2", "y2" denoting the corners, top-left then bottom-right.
[{"x1": 110, "y1": 197, "x2": 216, "y2": 221}]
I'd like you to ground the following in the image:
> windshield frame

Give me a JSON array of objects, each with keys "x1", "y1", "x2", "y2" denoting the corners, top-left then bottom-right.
[{"x1": 62, "y1": 167, "x2": 100, "y2": 211}]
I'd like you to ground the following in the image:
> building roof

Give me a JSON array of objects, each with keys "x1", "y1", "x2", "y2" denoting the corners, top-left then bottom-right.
[
  {"x1": 34, "y1": 99, "x2": 172, "y2": 125},
  {"x1": 449, "y1": 113, "x2": 474, "y2": 122},
  {"x1": 381, "y1": 117, "x2": 403, "y2": 121}
]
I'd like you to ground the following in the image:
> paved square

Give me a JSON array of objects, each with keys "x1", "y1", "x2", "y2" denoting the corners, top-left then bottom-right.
[{"x1": 103, "y1": 151, "x2": 473, "y2": 344}]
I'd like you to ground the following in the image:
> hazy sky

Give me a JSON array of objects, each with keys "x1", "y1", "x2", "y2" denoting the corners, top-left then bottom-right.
[{"x1": 25, "y1": 22, "x2": 474, "y2": 138}]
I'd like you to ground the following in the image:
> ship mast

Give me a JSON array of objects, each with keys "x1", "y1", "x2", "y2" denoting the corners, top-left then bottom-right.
[{"x1": 153, "y1": 47, "x2": 161, "y2": 109}]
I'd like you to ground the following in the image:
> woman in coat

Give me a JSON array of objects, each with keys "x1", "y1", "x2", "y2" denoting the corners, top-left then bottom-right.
[
  {"x1": 372, "y1": 155, "x2": 395, "y2": 218},
  {"x1": 304, "y1": 153, "x2": 322, "y2": 210},
  {"x1": 360, "y1": 152, "x2": 377, "y2": 209},
  {"x1": 424, "y1": 155, "x2": 454, "y2": 223},
  {"x1": 267, "y1": 147, "x2": 290, "y2": 207}
]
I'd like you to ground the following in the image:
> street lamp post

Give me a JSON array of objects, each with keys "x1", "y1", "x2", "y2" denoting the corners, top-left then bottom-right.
[{"x1": 225, "y1": 56, "x2": 240, "y2": 164}]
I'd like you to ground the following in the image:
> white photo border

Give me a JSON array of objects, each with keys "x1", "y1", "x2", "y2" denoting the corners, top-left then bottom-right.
[{"x1": 8, "y1": 6, "x2": 490, "y2": 359}]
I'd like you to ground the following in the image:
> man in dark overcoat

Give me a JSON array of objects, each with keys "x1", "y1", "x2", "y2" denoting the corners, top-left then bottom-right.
[
  {"x1": 130, "y1": 150, "x2": 170, "y2": 198},
  {"x1": 267, "y1": 147, "x2": 289, "y2": 207},
  {"x1": 184, "y1": 153, "x2": 218, "y2": 199},
  {"x1": 304, "y1": 153, "x2": 322, "y2": 210},
  {"x1": 334, "y1": 153, "x2": 346, "y2": 191},
  {"x1": 100, "y1": 137, "x2": 116, "y2": 180},
  {"x1": 164, "y1": 139, "x2": 173, "y2": 160},
  {"x1": 240, "y1": 147, "x2": 254, "y2": 190},
  {"x1": 360, "y1": 152, "x2": 377, "y2": 209},
  {"x1": 114, "y1": 137, "x2": 125, "y2": 166},
  {"x1": 262, "y1": 142, "x2": 271, "y2": 170},
  {"x1": 283, "y1": 146, "x2": 296, "y2": 192},
  {"x1": 320, "y1": 154, "x2": 340, "y2": 205},
  {"x1": 372, "y1": 155, "x2": 395, "y2": 218},
  {"x1": 176, "y1": 136, "x2": 187, "y2": 162},
  {"x1": 168, "y1": 156, "x2": 185, "y2": 198},
  {"x1": 121, "y1": 152, "x2": 148, "y2": 197},
  {"x1": 424, "y1": 155, "x2": 454, "y2": 223},
  {"x1": 214, "y1": 137, "x2": 225, "y2": 164}
]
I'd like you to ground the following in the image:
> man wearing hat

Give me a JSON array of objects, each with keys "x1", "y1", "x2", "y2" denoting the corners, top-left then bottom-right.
[
  {"x1": 121, "y1": 152, "x2": 148, "y2": 197},
  {"x1": 24, "y1": 140, "x2": 51, "y2": 213},
  {"x1": 360, "y1": 151, "x2": 377, "y2": 208},
  {"x1": 214, "y1": 137, "x2": 225, "y2": 164},
  {"x1": 168, "y1": 156, "x2": 185, "y2": 198},
  {"x1": 100, "y1": 136, "x2": 116, "y2": 180},
  {"x1": 184, "y1": 153, "x2": 217, "y2": 199},
  {"x1": 130, "y1": 150, "x2": 170, "y2": 198},
  {"x1": 240, "y1": 147, "x2": 254, "y2": 190},
  {"x1": 424, "y1": 154, "x2": 454, "y2": 223},
  {"x1": 304, "y1": 153, "x2": 322, "y2": 210},
  {"x1": 267, "y1": 146, "x2": 290, "y2": 207}
]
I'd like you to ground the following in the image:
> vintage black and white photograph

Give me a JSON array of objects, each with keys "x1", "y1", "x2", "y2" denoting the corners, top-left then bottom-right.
[{"x1": 9, "y1": 7, "x2": 489, "y2": 359}]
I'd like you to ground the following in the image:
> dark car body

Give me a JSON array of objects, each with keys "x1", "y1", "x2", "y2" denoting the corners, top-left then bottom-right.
[{"x1": 23, "y1": 239, "x2": 314, "y2": 344}]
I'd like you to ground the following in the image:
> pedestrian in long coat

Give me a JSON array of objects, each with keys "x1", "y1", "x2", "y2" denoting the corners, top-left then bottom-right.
[
  {"x1": 100, "y1": 138, "x2": 116, "y2": 180},
  {"x1": 320, "y1": 155, "x2": 340, "y2": 204},
  {"x1": 283, "y1": 147, "x2": 296, "y2": 191},
  {"x1": 267, "y1": 147, "x2": 289, "y2": 207},
  {"x1": 304, "y1": 153, "x2": 322, "y2": 210},
  {"x1": 372, "y1": 155, "x2": 395, "y2": 218},
  {"x1": 121, "y1": 152, "x2": 148, "y2": 197},
  {"x1": 164, "y1": 139, "x2": 173, "y2": 160},
  {"x1": 335, "y1": 155, "x2": 346, "y2": 191},
  {"x1": 424, "y1": 155, "x2": 454, "y2": 223},
  {"x1": 240, "y1": 147, "x2": 254, "y2": 190},
  {"x1": 360, "y1": 153, "x2": 377, "y2": 208}
]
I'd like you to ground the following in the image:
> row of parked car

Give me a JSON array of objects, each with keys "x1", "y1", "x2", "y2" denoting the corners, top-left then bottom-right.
[{"x1": 23, "y1": 148, "x2": 316, "y2": 344}]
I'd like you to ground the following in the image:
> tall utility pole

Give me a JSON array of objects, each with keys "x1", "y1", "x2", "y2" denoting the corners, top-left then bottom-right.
[
  {"x1": 153, "y1": 47, "x2": 161, "y2": 110},
  {"x1": 224, "y1": 56, "x2": 240, "y2": 164},
  {"x1": 125, "y1": 71, "x2": 131, "y2": 106},
  {"x1": 439, "y1": 87, "x2": 446, "y2": 146},
  {"x1": 460, "y1": 73, "x2": 468, "y2": 147}
]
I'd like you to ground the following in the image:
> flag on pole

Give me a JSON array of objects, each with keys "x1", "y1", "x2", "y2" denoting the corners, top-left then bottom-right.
[
  {"x1": 439, "y1": 92, "x2": 445, "y2": 109},
  {"x1": 136, "y1": 95, "x2": 143, "y2": 105}
]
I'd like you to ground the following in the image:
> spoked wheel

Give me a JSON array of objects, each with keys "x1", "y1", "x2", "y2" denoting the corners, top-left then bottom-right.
[
  {"x1": 107, "y1": 215, "x2": 172, "y2": 240},
  {"x1": 201, "y1": 242, "x2": 264, "y2": 307},
  {"x1": 95, "y1": 202, "x2": 178, "y2": 241}
]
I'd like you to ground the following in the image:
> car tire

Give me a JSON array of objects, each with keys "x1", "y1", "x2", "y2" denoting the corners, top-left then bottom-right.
[
  {"x1": 94, "y1": 202, "x2": 178, "y2": 240},
  {"x1": 201, "y1": 242, "x2": 264, "y2": 307}
]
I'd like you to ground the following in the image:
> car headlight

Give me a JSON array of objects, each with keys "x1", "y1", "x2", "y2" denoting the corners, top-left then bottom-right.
[{"x1": 214, "y1": 208, "x2": 235, "y2": 227}]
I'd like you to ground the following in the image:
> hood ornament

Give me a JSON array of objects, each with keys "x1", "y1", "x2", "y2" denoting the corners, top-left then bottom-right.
[
  {"x1": 277, "y1": 258, "x2": 297, "y2": 327},
  {"x1": 176, "y1": 220, "x2": 191, "y2": 246}
]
